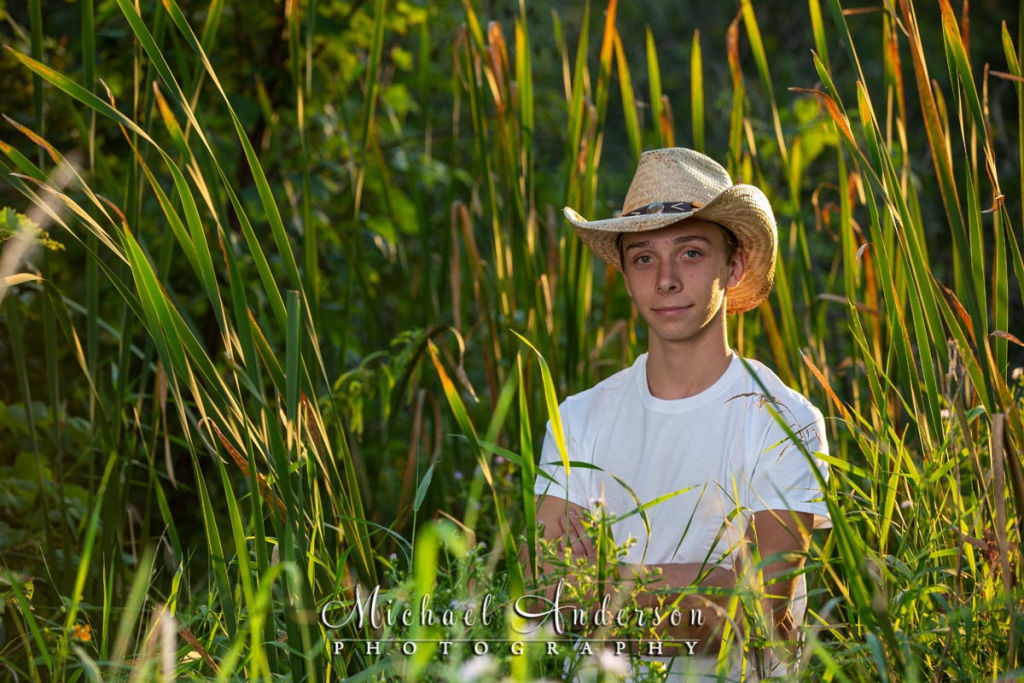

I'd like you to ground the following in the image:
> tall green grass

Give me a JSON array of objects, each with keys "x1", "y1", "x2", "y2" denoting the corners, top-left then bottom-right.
[{"x1": 0, "y1": 0, "x2": 1021, "y2": 679}]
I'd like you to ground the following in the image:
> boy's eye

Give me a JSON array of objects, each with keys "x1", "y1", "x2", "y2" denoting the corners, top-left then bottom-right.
[
  {"x1": 634, "y1": 254, "x2": 652, "y2": 264},
  {"x1": 684, "y1": 249, "x2": 701, "y2": 258}
]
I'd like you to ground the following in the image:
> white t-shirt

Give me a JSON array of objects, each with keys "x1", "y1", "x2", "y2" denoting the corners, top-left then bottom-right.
[{"x1": 533, "y1": 352, "x2": 831, "y2": 679}]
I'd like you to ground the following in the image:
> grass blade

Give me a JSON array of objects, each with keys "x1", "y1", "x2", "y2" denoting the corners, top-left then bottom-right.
[{"x1": 690, "y1": 29, "x2": 703, "y2": 151}]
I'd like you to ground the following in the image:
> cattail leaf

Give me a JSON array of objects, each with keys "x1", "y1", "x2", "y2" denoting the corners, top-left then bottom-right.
[
  {"x1": 645, "y1": 28, "x2": 665, "y2": 146},
  {"x1": 740, "y1": 0, "x2": 787, "y2": 164},
  {"x1": 726, "y1": 13, "x2": 745, "y2": 172},
  {"x1": 808, "y1": 0, "x2": 829, "y2": 69},
  {"x1": 412, "y1": 461, "x2": 436, "y2": 513},
  {"x1": 939, "y1": 0, "x2": 987, "y2": 137},
  {"x1": 512, "y1": 331, "x2": 569, "y2": 478},
  {"x1": 690, "y1": 29, "x2": 703, "y2": 152},
  {"x1": 613, "y1": 33, "x2": 640, "y2": 162}
]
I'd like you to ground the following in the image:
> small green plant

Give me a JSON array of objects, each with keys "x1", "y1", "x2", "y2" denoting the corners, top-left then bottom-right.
[
  {"x1": 526, "y1": 501, "x2": 700, "y2": 682},
  {"x1": 0, "y1": 208, "x2": 63, "y2": 252},
  {"x1": 0, "y1": 0, "x2": 1021, "y2": 679}
]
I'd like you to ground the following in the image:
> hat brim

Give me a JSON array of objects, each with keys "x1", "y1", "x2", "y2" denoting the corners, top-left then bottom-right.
[{"x1": 564, "y1": 184, "x2": 776, "y2": 314}]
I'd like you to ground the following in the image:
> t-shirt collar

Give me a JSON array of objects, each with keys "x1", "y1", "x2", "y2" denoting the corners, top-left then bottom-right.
[{"x1": 634, "y1": 351, "x2": 742, "y2": 413}]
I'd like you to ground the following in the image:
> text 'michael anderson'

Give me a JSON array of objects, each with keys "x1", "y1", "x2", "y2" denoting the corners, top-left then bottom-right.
[{"x1": 320, "y1": 582, "x2": 703, "y2": 658}]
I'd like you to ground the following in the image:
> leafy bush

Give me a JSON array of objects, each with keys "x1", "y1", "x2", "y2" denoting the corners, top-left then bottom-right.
[{"x1": 1, "y1": 0, "x2": 1022, "y2": 680}]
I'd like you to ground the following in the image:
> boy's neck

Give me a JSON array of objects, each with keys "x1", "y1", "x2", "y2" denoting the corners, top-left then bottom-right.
[{"x1": 644, "y1": 324, "x2": 733, "y2": 400}]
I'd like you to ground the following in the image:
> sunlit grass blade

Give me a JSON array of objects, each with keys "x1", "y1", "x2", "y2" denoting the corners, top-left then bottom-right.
[
  {"x1": 690, "y1": 29, "x2": 703, "y2": 151},
  {"x1": 740, "y1": 0, "x2": 787, "y2": 164},
  {"x1": 808, "y1": 0, "x2": 829, "y2": 70},
  {"x1": 59, "y1": 451, "x2": 118, "y2": 675},
  {"x1": 120, "y1": 0, "x2": 300, "y2": 324},
  {"x1": 645, "y1": 28, "x2": 665, "y2": 147},
  {"x1": 895, "y1": 0, "x2": 977, "y2": 310},
  {"x1": 726, "y1": 14, "x2": 745, "y2": 172},
  {"x1": 427, "y1": 338, "x2": 524, "y2": 595},
  {"x1": 4, "y1": 0, "x2": 1024, "y2": 679},
  {"x1": 593, "y1": 0, "x2": 618, "y2": 131},
  {"x1": 614, "y1": 34, "x2": 640, "y2": 161}
]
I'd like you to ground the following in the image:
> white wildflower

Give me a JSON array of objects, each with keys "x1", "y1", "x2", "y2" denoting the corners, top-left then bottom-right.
[
  {"x1": 597, "y1": 648, "x2": 630, "y2": 676},
  {"x1": 458, "y1": 654, "x2": 497, "y2": 681}
]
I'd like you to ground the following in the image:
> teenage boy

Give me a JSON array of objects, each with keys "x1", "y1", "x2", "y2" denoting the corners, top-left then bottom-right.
[{"x1": 532, "y1": 148, "x2": 831, "y2": 679}]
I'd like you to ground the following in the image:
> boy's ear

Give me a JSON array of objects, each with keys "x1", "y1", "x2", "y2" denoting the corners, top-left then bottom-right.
[{"x1": 727, "y1": 249, "x2": 747, "y2": 288}]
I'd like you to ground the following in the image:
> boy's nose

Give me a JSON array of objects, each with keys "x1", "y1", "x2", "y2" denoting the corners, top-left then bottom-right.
[{"x1": 656, "y1": 263, "x2": 681, "y2": 293}]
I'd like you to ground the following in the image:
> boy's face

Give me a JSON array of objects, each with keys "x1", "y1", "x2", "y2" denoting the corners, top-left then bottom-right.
[{"x1": 620, "y1": 219, "x2": 746, "y2": 347}]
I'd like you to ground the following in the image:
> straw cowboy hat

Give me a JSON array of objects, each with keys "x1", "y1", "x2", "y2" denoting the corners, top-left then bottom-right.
[{"x1": 563, "y1": 147, "x2": 777, "y2": 314}]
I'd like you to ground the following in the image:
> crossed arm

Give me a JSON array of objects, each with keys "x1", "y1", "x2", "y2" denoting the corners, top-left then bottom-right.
[{"x1": 531, "y1": 495, "x2": 814, "y2": 651}]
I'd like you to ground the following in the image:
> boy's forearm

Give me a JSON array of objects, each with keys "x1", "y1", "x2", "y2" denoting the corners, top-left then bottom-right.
[
  {"x1": 620, "y1": 558, "x2": 803, "y2": 655},
  {"x1": 617, "y1": 562, "x2": 740, "y2": 648}
]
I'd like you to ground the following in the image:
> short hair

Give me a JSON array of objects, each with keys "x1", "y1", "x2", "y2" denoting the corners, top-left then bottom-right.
[{"x1": 617, "y1": 223, "x2": 740, "y2": 268}]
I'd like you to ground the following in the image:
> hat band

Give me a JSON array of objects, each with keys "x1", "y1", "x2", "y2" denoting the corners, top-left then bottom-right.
[{"x1": 622, "y1": 200, "x2": 702, "y2": 217}]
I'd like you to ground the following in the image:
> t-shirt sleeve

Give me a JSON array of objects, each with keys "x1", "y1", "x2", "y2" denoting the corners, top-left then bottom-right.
[
  {"x1": 746, "y1": 401, "x2": 831, "y2": 529},
  {"x1": 532, "y1": 416, "x2": 589, "y2": 508}
]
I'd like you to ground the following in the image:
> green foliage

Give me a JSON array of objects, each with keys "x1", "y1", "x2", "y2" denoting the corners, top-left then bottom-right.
[
  {"x1": 0, "y1": 0, "x2": 1022, "y2": 680},
  {"x1": 0, "y1": 208, "x2": 63, "y2": 251}
]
